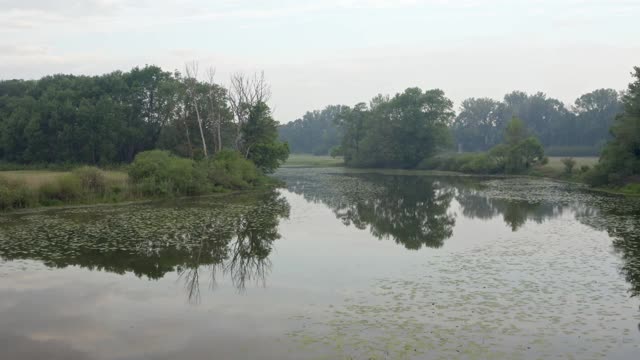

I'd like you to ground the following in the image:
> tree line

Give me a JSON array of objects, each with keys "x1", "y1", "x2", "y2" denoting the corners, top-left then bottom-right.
[
  {"x1": 279, "y1": 88, "x2": 622, "y2": 158},
  {"x1": 0, "y1": 64, "x2": 288, "y2": 172},
  {"x1": 280, "y1": 67, "x2": 639, "y2": 188}
]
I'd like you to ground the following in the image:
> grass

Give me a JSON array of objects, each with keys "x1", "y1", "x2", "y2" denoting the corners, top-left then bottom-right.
[
  {"x1": 0, "y1": 170, "x2": 128, "y2": 189},
  {"x1": 530, "y1": 156, "x2": 599, "y2": 179},
  {"x1": 283, "y1": 154, "x2": 344, "y2": 167}
]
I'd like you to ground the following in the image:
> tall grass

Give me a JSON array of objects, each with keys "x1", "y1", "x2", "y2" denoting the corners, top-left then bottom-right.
[{"x1": 0, "y1": 150, "x2": 276, "y2": 211}]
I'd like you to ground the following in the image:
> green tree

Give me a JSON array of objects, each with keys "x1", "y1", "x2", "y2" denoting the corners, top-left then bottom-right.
[
  {"x1": 452, "y1": 97, "x2": 503, "y2": 151},
  {"x1": 336, "y1": 88, "x2": 454, "y2": 168},
  {"x1": 587, "y1": 67, "x2": 640, "y2": 186},
  {"x1": 242, "y1": 102, "x2": 290, "y2": 173}
]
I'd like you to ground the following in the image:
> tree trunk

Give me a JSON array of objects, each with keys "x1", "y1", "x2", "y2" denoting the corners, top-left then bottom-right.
[
  {"x1": 216, "y1": 114, "x2": 222, "y2": 152},
  {"x1": 192, "y1": 99, "x2": 208, "y2": 158},
  {"x1": 183, "y1": 108, "x2": 194, "y2": 158}
]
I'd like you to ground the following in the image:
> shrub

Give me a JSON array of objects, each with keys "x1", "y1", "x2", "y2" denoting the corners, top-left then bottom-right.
[
  {"x1": 38, "y1": 174, "x2": 83, "y2": 204},
  {"x1": 0, "y1": 178, "x2": 37, "y2": 210},
  {"x1": 128, "y1": 150, "x2": 206, "y2": 196},
  {"x1": 418, "y1": 153, "x2": 503, "y2": 174},
  {"x1": 580, "y1": 165, "x2": 591, "y2": 173},
  {"x1": 329, "y1": 146, "x2": 343, "y2": 158},
  {"x1": 72, "y1": 166, "x2": 107, "y2": 195},
  {"x1": 247, "y1": 142, "x2": 290, "y2": 174},
  {"x1": 200, "y1": 150, "x2": 259, "y2": 190},
  {"x1": 584, "y1": 165, "x2": 609, "y2": 187},
  {"x1": 561, "y1": 157, "x2": 577, "y2": 175}
]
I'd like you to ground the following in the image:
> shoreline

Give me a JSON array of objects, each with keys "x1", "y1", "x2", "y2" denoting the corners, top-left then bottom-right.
[
  {"x1": 289, "y1": 165, "x2": 640, "y2": 197},
  {"x1": 0, "y1": 183, "x2": 282, "y2": 214}
]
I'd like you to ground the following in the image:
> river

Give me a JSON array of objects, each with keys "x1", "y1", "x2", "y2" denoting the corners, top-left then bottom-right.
[{"x1": 1, "y1": 167, "x2": 639, "y2": 359}]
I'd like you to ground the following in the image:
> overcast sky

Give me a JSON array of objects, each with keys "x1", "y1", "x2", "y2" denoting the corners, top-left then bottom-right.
[{"x1": 1, "y1": 0, "x2": 639, "y2": 122}]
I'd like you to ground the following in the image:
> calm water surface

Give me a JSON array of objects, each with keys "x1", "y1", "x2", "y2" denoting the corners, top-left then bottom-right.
[{"x1": 1, "y1": 167, "x2": 639, "y2": 359}]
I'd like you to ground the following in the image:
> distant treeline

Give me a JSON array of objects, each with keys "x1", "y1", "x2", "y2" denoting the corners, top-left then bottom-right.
[
  {"x1": 281, "y1": 67, "x2": 640, "y2": 189},
  {"x1": 0, "y1": 65, "x2": 287, "y2": 172},
  {"x1": 279, "y1": 88, "x2": 622, "y2": 156}
]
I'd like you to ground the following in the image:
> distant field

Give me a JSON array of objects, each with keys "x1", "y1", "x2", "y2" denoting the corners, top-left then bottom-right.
[
  {"x1": 283, "y1": 154, "x2": 344, "y2": 167},
  {"x1": 0, "y1": 170, "x2": 128, "y2": 189}
]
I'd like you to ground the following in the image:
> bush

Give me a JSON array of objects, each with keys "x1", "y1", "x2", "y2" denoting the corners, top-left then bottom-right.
[
  {"x1": 584, "y1": 165, "x2": 609, "y2": 187},
  {"x1": 200, "y1": 150, "x2": 259, "y2": 190},
  {"x1": 128, "y1": 150, "x2": 206, "y2": 196},
  {"x1": 580, "y1": 165, "x2": 591, "y2": 173},
  {"x1": 418, "y1": 153, "x2": 503, "y2": 174},
  {"x1": 72, "y1": 166, "x2": 107, "y2": 195},
  {"x1": 247, "y1": 142, "x2": 290, "y2": 174},
  {"x1": 561, "y1": 158, "x2": 577, "y2": 175},
  {"x1": 0, "y1": 178, "x2": 37, "y2": 210},
  {"x1": 329, "y1": 146, "x2": 343, "y2": 158},
  {"x1": 38, "y1": 174, "x2": 83, "y2": 204}
]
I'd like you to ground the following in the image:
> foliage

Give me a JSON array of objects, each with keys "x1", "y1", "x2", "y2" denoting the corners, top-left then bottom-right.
[
  {"x1": 0, "y1": 65, "x2": 289, "y2": 176},
  {"x1": 418, "y1": 153, "x2": 503, "y2": 174},
  {"x1": 72, "y1": 166, "x2": 107, "y2": 195},
  {"x1": 329, "y1": 146, "x2": 343, "y2": 158},
  {"x1": 586, "y1": 67, "x2": 640, "y2": 187},
  {"x1": 128, "y1": 150, "x2": 206, "y2": 196},
  {"x1": 242, "y1": 102, "x2": 290, "y2": 173},
  {"x1": 450, "y1": 89, "x2": 621, "y2": 153},
  {"x1": 38, "y1": 174, "x2": 84, "y2": 204},
  {"x1": 0, "y1": 178, "x2": 37, "y2": 210},
  {"x1": 199, "y1": 150, "x2": 259, "y2": 190},
  {"x1": 248, "y1": 142, "x2": 289, "y2": 174},
  {"x1": 336, "y1": 88, "x2": 454, "y2": 168},
  {"x1": 422, "y1": 118, "x2": 545, "y2": 174},
  {"x1": 279, "y1": 105, "x2": 347, "y2": 155},
  {"x1": 561, "y1": 158, "x2": 576, "y2": 175}
]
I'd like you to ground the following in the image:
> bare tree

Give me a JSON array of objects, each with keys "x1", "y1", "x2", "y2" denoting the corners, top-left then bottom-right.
[
  {"x1": 206, "y1": 67, "x2": 223, "y2": 153},
  {"x1": 184, "y1": 61, "x2": 209, "y2": 158},
  {"x1": 227, "y1": 71, "x2": 271, "y2": 156}
]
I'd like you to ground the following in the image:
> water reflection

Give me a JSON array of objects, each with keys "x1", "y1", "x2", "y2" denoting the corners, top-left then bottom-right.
[
  {"x1": 456, "y1": 185, "x2": 564, "y2": 231},
  {"x1": 575, "y1": 195, "x2": 640, "y2": 298},
  {"x1": 287, "y1": 173, "x2": 456, "y2": 249},
  {"x1": 280, "y1": 168, "x2": 640, "y2": 301},
  {"x1": 283, "y1": 171, "x2": 569, "y2": 248},
  {"x1": 0, "y1": 190, "x2": 290, "y2": 301}
]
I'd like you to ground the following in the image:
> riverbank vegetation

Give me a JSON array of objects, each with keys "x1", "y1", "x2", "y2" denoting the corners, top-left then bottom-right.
[
  {"x1": 0, "y1": 64, "x2": 289, "y2": 210},
  {"x1": 0, "y1": 149, "x2": 279, "y2": 211}
]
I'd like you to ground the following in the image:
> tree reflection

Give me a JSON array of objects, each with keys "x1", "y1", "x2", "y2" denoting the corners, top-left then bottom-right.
[
  {"x1": 0, "y1": 190, "x2": 290, "y2": 301},
  {"x1": 287, "y1": 172, "x2": 456, "y2": 249},
  {"x1": 455, "y1": 184, "x2": 564, "y2": 231},
  {"x1": 575, "y1": 196, "x2": 640, "y2": 298}
]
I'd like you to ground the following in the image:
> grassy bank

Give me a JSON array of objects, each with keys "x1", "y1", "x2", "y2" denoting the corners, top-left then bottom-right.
[
  {"x1": 528, "y1": 156, "x2": 599, "y2": 179},
  {"x1": 283, "y1": 154, "x2": 344, "y2": 167},
  {"x1": 0, "y1": 150, "x2": 281, "y2": 212}
]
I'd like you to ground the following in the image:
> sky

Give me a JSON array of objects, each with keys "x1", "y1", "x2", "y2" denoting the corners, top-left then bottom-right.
[{"x1": 1, "y1": 0, "x2": 639, "y2": 122}]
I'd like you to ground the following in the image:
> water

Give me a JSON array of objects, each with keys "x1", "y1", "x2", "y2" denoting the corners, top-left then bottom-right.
[{"x1": 0, "y1": 167, "x2": 639, "y2": 359}]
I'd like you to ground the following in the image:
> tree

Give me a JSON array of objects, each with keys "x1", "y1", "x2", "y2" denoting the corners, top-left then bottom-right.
[
  {"x1": 336, "y1": 88, "x2": 454, "y2": 168},
  {"x1": 573, "y1": 89, "x2": 622, "y2": 148},
  {"x1": 242, "y1": 102, "x2": 289, "y2": 173},
  {"x1": 278, "y1": 105, "x2": 346, "y2": 155},
  {"x1": 452, "y1": 97, "x2": 502, "y2": 151},
  {"x1": 228, "y1": 71, "x2": 271, "y2": 155},
  {"x1": 504, "y1": 116, "x2": 528, "y2": 146},
  {"x1": 587, "y1": 67, "x2": 640, "y2": 186},
  {"x1": 184, "y1": 62, "x2": 209, "y2": 158}
]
